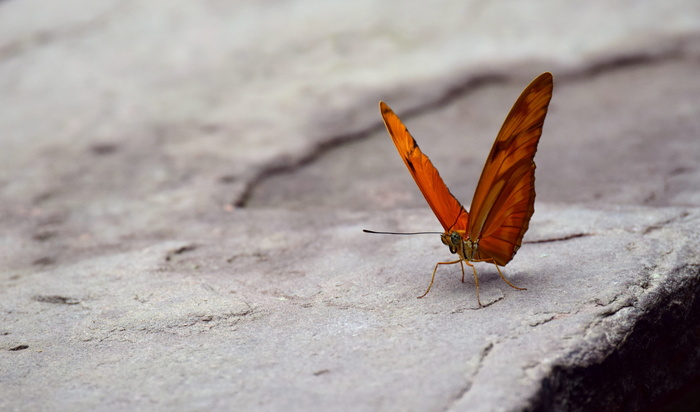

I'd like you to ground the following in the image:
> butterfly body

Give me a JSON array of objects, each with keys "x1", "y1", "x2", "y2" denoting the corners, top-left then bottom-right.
[{"x1": 378, "y1": 73, "x2": 553, "y2": 306}]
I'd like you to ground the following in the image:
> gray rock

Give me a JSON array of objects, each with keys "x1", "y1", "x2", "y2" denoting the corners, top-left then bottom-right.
[
  {"x1": 2, "y1": 206, "x2": 699, "y2": 411},
  {"x1": 2, "y1": 1, "x2": 700, "y2": 411}
]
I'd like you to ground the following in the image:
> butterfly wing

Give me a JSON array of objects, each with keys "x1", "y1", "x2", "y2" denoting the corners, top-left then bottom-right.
[
  {"x1": 467, "y1": 73, "x2": 554, "y2": 265},
  {"x1": 379, "y1": 102, "x2": 468, "y2": 232}
]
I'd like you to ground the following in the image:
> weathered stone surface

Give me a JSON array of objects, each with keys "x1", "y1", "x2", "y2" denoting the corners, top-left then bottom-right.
[
  {"x1": 2, "y1": 206, "x2": 699, "y2": 411},
  {"x1": 1, "y1": 1, "x2": 700, "y2": 411}
]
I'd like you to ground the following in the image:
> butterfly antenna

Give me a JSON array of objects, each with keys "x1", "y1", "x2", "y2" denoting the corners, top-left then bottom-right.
[{"x1": 363, "y1": 230, "x2": 441, "y2": 236}]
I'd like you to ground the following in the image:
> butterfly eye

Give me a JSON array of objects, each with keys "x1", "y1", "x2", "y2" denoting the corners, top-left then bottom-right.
[{"x1": 442, "y1": 231, "x2": 461, "y2": 254}]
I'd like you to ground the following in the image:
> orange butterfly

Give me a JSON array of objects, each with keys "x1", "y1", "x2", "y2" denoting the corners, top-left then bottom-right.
[{"x1": 377, "y1": 72, "x2": 553, "y2": 306}]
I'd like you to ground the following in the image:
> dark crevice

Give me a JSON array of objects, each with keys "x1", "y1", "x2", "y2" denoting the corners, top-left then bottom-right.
[
  {"x1": 576, "y1": 50, "x2": 680, "y2": 77},
  {"x1": 643, "y1": 211, "x2": 690, "y2": 235},
  {"x1": 525, "y1": 233, "x2": 589, "y2": 244},
  {"x1": 164, "y1": 244, "x2": 198, "y2": 262},
  {"x1": 234, "y1": 126, "x2": 383, "y2": 207},
  {"x1": 32, "y1": 295, "x2": 80, "y2": 305},
  {"x1": 389, "y1": 72, "x2": 510, "y2": 121},
  {"x1": 526, "y1": 264, "x2": 700, "y2": 412}
]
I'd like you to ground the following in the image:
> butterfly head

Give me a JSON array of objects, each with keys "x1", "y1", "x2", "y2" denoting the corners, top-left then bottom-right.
[
  {"x1": 440, "y1": 231, "x2": 461, "y2": 254},
  {"x1": 441, "y1": 230, "x2": 478, "y2": 262}
]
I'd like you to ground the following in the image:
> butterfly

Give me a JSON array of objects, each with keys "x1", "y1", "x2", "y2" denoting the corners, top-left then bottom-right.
[{"x1": 376, "y1": 72, "x2": 553, "y2": 306}]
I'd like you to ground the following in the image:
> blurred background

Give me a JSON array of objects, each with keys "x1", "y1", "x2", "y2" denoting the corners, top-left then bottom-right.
[{"x1": 1, "y1": 0, "x2": 699, "y2": 226}]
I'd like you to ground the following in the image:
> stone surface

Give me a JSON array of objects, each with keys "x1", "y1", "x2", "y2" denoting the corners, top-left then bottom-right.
[
  {"x1": 3, "y1": 206, "x2": 700, "y2": 411},
  {"x1": 1, "y1": 1, "x2": 700, "y2": 411}
]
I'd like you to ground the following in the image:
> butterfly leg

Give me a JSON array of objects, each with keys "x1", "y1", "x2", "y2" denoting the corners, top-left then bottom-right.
[
  {"x1": 460, "y1": 260, "x2": 466, "y2": 283},
  {"x1": 418, "y1": 259, "x2": 462, "y2": 299},
  {"x1": 464, "y1": 261, "x2": 482, "y2": 307},
  {"x1": 493, "y1": 263, "x2": 527, "y2": 291}
]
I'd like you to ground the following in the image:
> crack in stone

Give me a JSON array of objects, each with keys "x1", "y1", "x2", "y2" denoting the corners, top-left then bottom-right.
[
  {"x1": 164, "y1": 243, "x2": 198, "y2": 262},
  {"x1": 235, "y1": 39, "x2": 693, "y2": 210},
  {"x1": 234, "y1": 127, "x2": 382, "y2": 207},
  {"x1": 528, "y1": 313, "x2": 558, "y2": 327},
  {"x1": 524, "y1": 233, "x2": 589, "y2": 244},
  {"x1": 643, "y1": 211, "x2": 690, "y2": 235},
  {"x1": 234, "y1": 73, "x2": 510, "y2": 208},
  {"x1": 572, "y1": 47, "x2": 684, "y2": 78},
  {"x1": 445, "y1": 341, "x2": 495, "y2": 411},
  {"x1": 32, "y1": 295, "x2": 81, "y2": 305}
]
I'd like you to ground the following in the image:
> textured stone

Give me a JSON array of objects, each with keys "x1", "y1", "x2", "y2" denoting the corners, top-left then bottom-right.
[
  {"x1": 2, "y1": 1, "x2": 700, "y2": 411},
  {"x1": 2, "y1": 206, "x2": 699, "y2": 411}
]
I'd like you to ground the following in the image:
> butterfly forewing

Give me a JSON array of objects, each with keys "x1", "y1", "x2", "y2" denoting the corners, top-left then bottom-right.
[
  {"x1": 467, "y1": 73, "x2": 554, "y2": 264},
  {"x1": 379, "y1": 102, "x2": 468, "y2": 232}
]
